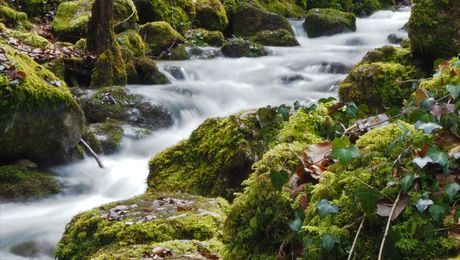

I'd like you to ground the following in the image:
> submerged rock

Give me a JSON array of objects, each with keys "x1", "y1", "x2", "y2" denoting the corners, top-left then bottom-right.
[
  {"x1": 221, "y1": 38, "x2": 267, "y2": 58},
  {"x1": 303, "y1": 8, "x2": 356, "y2": 38},
  {"x1": 164, "y1": 65, "x2": 186, "y2": 80}
]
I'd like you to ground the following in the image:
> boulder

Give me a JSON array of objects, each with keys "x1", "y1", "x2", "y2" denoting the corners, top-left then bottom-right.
[
  {"x1": 0, "y1": 44, "x2": 84, "y2": 164},
  {"x1": 87, "y1": 119, "x2": 124, "y2": 154},
  {"x1": 116, "y1": 30, "x2": 146, "y2": 58},
  {"x1": 408, "y1": 0, "x2": 460, "y2": 63},
  {"x1": 194, "y1": 0, "x2": 228, "y2": 32},
  {"x1": 221, "y1": 38, "x2": 268, "y2": 58},
  {"x1": 0, "y1": 6, "x2": 30, "y2": 29},
  {"x1": 303, "y1": 8, "x2": 356, "y2": 38},
  {"x1": 52, "y1": 0, "x2": 139, "y2": 42},
  {"x1": 127, "y1": 57, "x2": 170, "y2": 84},
  {"x1": 231, "y1": 5, "x2": 294, "y2": 37},
  {"x1": 252, "y1": 29, "x2": 299, "y2": 46},
  {"x1": 139, "y1": 21, "x2": 185, "y2": 57},
  {"x1": 185, "y1": 28, "x2": 225, "y2": 47}
]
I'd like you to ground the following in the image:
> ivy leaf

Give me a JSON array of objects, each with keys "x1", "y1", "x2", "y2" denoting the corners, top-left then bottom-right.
[
  {"x1": 415, "y1": 199, "x2": 433, "y2": 213},
  {"x1": 446, "y1": 84, "x2": 460, "y2": 100},
  {"x1": 415, "y1": 121, "x2": 442, "y2": 134},
  {"x1": 322, "y1": 234, "x2": 338, "y2": 252},
  {"x1": 345, "y1": 102, "x2": 358, "y2": 117},
  {"x1": 269, "y1": 169, "x2": 289, "y2": 191},
  {"x1": 318, "y1": 97, "x2": 336, "y2": 104},
  {"x1": 400, "y1": 174, "x2": 415, "y2": 193},
  {"x1": 355, "y1": 187, "x2": 383, "y2": 215},
  {"x1": 455, "y1": 208, "x2": 460, "y2": 222},
  {"x1": 317, "y1": 199, "x2": 339, "y2": 217},
  {"x1": 332, "y1": 136, "x2": 360, "y2": 165},
  {"x1": 277, "y1": 105, "x2": 290, "y2": 121},
  {"x1": 421, "y1": 98, "x2": 436, "y2": 110},
  {"x1": 429, "y1": 204, "x2": 446, "y2": 222},
  {"x1": 413, "y1": 156, "x2": 433, "y2": 169},
  {"x1": 445, "y1": 183, "x2": 460, "y2": 200},
  {"x1": 426, "y1": 147, "x2": 449, "y2": 167},
  {"x1": 289, "y1": 209, "x2": 305, "y2": 232}
]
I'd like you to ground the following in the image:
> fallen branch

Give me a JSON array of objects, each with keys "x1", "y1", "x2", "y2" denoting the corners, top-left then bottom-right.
[
  {"x1": 378, "y1": 191, "x2": 401, "y2": 260},
  {"x1": 80, "y1": 138, "x2": 104, "y2": 168},
  {"x1": 348, "y1": 217, "x2": 365, "y2": 260}
]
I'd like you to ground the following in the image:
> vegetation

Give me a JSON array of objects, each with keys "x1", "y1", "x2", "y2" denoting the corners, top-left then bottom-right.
[{"x1": 303, "y1": 8, "x2": 356, "y2": 38}]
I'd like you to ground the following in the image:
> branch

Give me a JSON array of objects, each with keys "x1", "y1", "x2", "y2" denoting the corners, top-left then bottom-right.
[
  {"x1": 80, "y1": 138, "x2": 104, "y2": 168},
  {"x1": 378, "y1": 191, "x2": 401, "y2": 260},
  {"x1": 348, "y1": 217, "x2": 365, "y2": 260}
]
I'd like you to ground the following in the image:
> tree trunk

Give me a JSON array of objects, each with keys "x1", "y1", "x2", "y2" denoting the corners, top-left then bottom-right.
[{"x1": 87, "y1": 0, "x2": 114, "y2": 54}]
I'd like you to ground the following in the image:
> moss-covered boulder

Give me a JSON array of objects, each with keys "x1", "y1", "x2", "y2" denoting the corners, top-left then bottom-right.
[
  {"x1": 116, "y1": 30, "x2": 146, "y2": 58},
  {"x1": 231, "y1": 5, "x2": 295, "y2": 37},
  {"x1": 250, "y1": 0, "x2": 306, "y2": 18},
  {"x1": 52, "y1": 0, "x2": 139, "y2": 42},
  {"x1": 0, "y1": 44, "x2": 84, "y2": 164},
  {"x1": 148, "y1": 107, "x2": 286, "y2": 199},
  {"x1": 10, "y1": 0, "x2": 61, "y2": 18},
  {"x1": 1, "y1": 26, "x2": 51, "y2": 48},
  {"x1": 306, "y1": 0, "x2": 394, "y2": 16},
  {"x1": 194, "y1": 0, "x2": 228, "y2": 32},
  {"x1": 185, "y1": 28, "x2": 225, "y2": 46},
  {"x1": 139, "y1": 21, "x2": 185, "y2": 57},
  {"x1": 303, "y1": 8, "x2": 356, "y2": 38},
  {"x1": 408, "y1": 0, "x2": 460, "y2": 63},
  {"x1": 87, "y1": 119, "x2": 124, "y2": 154},
  {"x1": 90, "y1": 45, "x2": 127, "y2": 88},
  {"x1": 252, "y1": 29, "x2": 300, "y2": 46},
  {"x1": 0, "y1": 6, "x2": 31, "y2": 29},
  {"x1": 339, "y1": 46, "x2": 424, "y2": 110},
  {"x1": 133, "y1": 0, "x2": 195, "y2": 33},
  {"x1": 127, "y1": 57, "x2": 170, "y2": 84},
  {"x1": 55, "y1": 192, "x2": 228, "y2": 259},
  {"x1": 0, "y1": 165, "x2": 60, "y2": 202},
  {"x1": 77, "y1": 85, "x2": 173, "y2": 129},
  {"x1": 221, "y1": 38, "x2": 268, "y2": 58}
]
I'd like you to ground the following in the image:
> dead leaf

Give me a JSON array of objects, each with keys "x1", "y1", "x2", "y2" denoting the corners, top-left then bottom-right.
[
  {"x1": 415, "y1": 88, "x2": 429, "y2": 107},
  {"x1": 304, "y1": 142, "x2": 332, "y2": 165},
  {"x1": 327, "y1": 101, "x2": 345, "y2": 115},
  {"x1": 376, "y1": 195, "x2": 409, "y2": 221}
]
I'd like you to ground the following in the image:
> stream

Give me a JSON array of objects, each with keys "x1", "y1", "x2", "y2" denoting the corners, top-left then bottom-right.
[{"x1": 0, "y1": 8, "x2": 410, "y2": 259}]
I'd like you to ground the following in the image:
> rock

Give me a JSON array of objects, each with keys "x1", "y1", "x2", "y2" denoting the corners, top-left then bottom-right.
[
  {"x1": 319, "y1": 62, "x2": 349, "y2": 74},
  {"x1": 55, "y1": 192, "x2": 228, "y2": 259},
  {"x1": 188, "y1": 47, "x2": 221, "y2": 59},
  {"x1": 52, "y1": 0, "x2": 139, "y2": 42},
  {"x1": 345, "y1": 37, "x2": 365, "y2": 46},
  {"x1": 89, "y1": 119, "x2": 124, "y2": 154},
  {"x1": 0, "y1": 6, "x2": 30, "y2": 29},
  {"x1": 161, "y1": 44, "x2": 190, "y2": 60},
  {"x1": 116, "y1": 30, "x2": 146, "y2": 58},
  {"x1": 0, "y1": 44, "x2": 84, "y2": 164},
  {"x1": 90, "y1": 45, "x2": 127, "y2": 88},
  {"x1": 194, "y1": 0, "x2": 228, "y2": 32},
  {"x1": 164, "y1": 65, "x2": 186, "y2": 80},
  {"x1": 231, "y1": 5, "x2": 294, "y2": 37},
  {"x1": 127, "y1": 57, "x2": 170, "y2": 84},
  {"x1": 221, "y1": 38, "x2": 268, "y2": 58},
  {"x1": 147, "y1": 107, "x2": 286, "y2": 199},
  {"x1": 139, "y1": 21, "x2": 185, "y2": 57},
  {"x1": 280, "y1": 74, "x2": 306, "y2": 84},
  {"x1": 387, "y1": 33, "x2": 405, "y2": 44},
  {"x1": 303, "y1": 8, "x2": 356, "y2": 38},
  {"x1": 185, "y1": 29, "x2": 225, "y2": 47},
  {"x1": 78, "y1": 85, "x2": 173, "y2": 130},
  {"x1": 252, "y1": 29, "x2": 299, "y2": 46},
  {"x1": 408, "y1": 0, "x2": 460, "y2": 63},
  {"x1": 0, "y1": 165, "x2": 61, "y2": 202},
  {"x1": 10, "y1": 240, "x2": 54, "y2": 258}
]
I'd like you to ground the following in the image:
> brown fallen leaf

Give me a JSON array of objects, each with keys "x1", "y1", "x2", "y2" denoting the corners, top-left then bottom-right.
[
  {"x1": 414, "y1": 88, "x2": 429, "y2": 107},
  {"x1": 304, "y1": 142, "x2": 332, "y2": 165},
  {"x1": 376, "y1": 195, "x2": 409, "y2": 221}
]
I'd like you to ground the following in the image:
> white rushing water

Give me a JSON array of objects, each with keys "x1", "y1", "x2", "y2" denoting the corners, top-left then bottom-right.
[{"x1": 0, "y1": 8, "x2": 410, "y2": 259}]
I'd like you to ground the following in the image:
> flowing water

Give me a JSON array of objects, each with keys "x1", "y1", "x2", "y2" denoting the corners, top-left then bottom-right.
[{"x1": 0, "y1": 8, "x2": 410, "y2": 259}]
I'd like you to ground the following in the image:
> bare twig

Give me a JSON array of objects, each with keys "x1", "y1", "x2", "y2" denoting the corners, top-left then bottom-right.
[
  {"x1": 113, "y1": 0, "x2": 136, "y2": 27},
  {"x1": 378, "y1": 191, "x2": 401, "y2": 260},
  {"x1": 396, "y1": 78, "x2": 431, "y2": 84},
  {"x1": 348, "y1": 217, "x2": 365, "y2": 260},
  {"x1": 80, "y1": 138, "x2": 104, "y2": 168},
  {"x1": 351, "y1": 177, "x2": 392, "y2": 201}
]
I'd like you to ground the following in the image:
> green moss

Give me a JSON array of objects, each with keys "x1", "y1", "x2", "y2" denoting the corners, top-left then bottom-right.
[
  {"x1": 116, "y1": 30, "x2": 146, "y2": 57},
  {"x1": 81, "y1": 127, "x2": 103, "y2": 154},
  {"x1": 43, "y1": 58, "x2": 66, "y2": 80},
  {"x1": 418, "y1": 57, "x2": 460, "y2": 98},
  {"x1": 0, "y1": 165, "x2": 60, "y2": 201},
  {"x1": 408, "y1": 0, "x2": 460, "y2": 63},
  {"x1": 194, "y1": 0, "x2": 228, "y2": 32},
  {"x1": 55, "y1": 192, "x2": 228, "y2": 259},
  {"x1": 148, "y1": 107, "x2": 286, "y2": 199},
  {"x1": 128, "y1": 57, "x2": 170, "y2": 84},
  {"x1": 252, "y1": 0, "x2": 306, "y2": 18},
  {"x1": 139, "y1": 21, "x2": 185, "y2": 57},
  {"x1": 252, "y1": 29, "x2": 299, "y2": 46},
  {"x1": 306, "y1": 0, "x2": 393, "y2": 16},
  {"x1": 221, "y1": 38, "x2": 268, "y2": 58},
  {"x1": 0, "y1": 6, "x2": 31, "y2": 29},
  {"x1": 303, "y1": 8, "x2": 356, "y2": 38},
  {"x1": 185, "y1": 28, "x2": 225, "y2": 47},
  {"x1": 0, "y1": 44, "x2": 84, "y2": 163},
  {"x1": 74, "y1": 38, "x2": 86, "y2": 50},
  {"x1": 89, "y1": 119, "x2": 124, "y2": 154},
  {"x1": 90, "y1": 44, "x2": 127, "y2": 88},
  {"x1": 1, "y1": 26, "x2": 51, "y2": 48}
]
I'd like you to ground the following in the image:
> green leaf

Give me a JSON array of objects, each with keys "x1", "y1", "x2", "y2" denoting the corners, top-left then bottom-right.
[
  {"x1": 289, "y1": 210, "x2": 305, "y2": 232},
  {"x1": 345, "y1": 102, "x2": 358, "y2": 118},
  {"x1": 445, "y1": 183, "x2": 460, "y2": 200},
  {"x1": 317, "y1": 199, "x2": 339, "y2": 217},
  {"x1": 429, "y1": 204, "x2": 446, "y2": 222},
  {"x1": 355, "y1": 187, "x2": 383, "y2": 215},
  {"x1": 421, "y1": 98, "x2": 436, "y2": 110},
  {"x1": 318, "y1": 97, "x2": 336, "y2": 104},
  {"x1": 413, "y1": 156, "x2": 433, "y2": 169},
  {"x1": 415, "y1": 199, "x2": 433, "y2": 213},
  {"x1": 322, "y1": 234, "x2": 338, "y2": 252},
  {"x1": 400, "y1": 174, "x2": 415, "y2": 193},
  {"x1": 332, "y1": 136, "x2": 360, "y2": 165},
  {"x1": 454, "y1": 208, "x2": 460, "y2": 222},
  {"x1": 426, "y1": 147, "x2": 449, "y2": 167},
  {"x1": 269, "y1": 169, "x2": 289, "y2": 191},
  {"x1": 415, "y1": 121, "x2": 442, "y2": 134},
  {"x1": 277, "y1": 105, "x2": 290, "y2": 121},
  {"x1": 446, "y1": 84, "x2": 460, "y2": 100}
]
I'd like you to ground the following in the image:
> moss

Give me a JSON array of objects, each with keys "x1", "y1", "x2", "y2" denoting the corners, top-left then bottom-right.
[
  {"x1": 139, "y1": 21, "x2": 185, "y2": 57},
  {"x1": 252, "y1": 0, "x2": 306, "y2": 18},
  {"x1": 88, "y1": 119, "x2": 124, "y2": 154},
  {"x1": 148, "y1": 107, "x2": 286, "y2": 199},
  {"x1": 128, "y1": 57, "x2": 170, "y2": 84},
  {"x1": 194, "y1": 0, "x2": 228, "y2": 32},
  {"x1": 90, "y1": 44, "x2": 127, "y2": 88},
  {"x1": 0, "y1": 44, "x2": 84, "y2": 164},
  {"x1": 116, "y1": 30, "x2": 146, "y2": 58},
  {"x1": 303, "y1": 8, "x2": 356, "y2": 38},
  {"x1": 81, "y1": 127, "x2": 103, "y2": 154},
  {"x1": 74, "y1": 38, "x2": 86, "y2": 50},
  {"x1": 43, "y1": 58, "x2": 66, "y2": 80},
  {"x1": 0, "y1": 165, "x2": 60, "y2": 201},
  {"x1": 252, "y1": 29, "x2": 299, "y2": 47},
  {"x1": 408, "y1": 0, "x2": 460, "y2": 63},
  {"x1": 185, "y1": 28, "x2": 225, "y2": 47},
  {"x1": 1, "y1": 27, "x2": 51, "y2": 48},
  {"x1": 55, "y1": 192, "x2": 228, "y2": 259},
  {"x1": 52, "y1": 0, "x2": 138, "y2": 42},
  {"x1": 0, "y1": 5, "x2": 31, "y2": 29},
  {"x1": 232, "y1": 5, "x2": 295, "y2": 37},
  {"x1": 221, "y1": 38, "x2": 268, "y2": 58},
  {"x1": 418, "y1": 57, "x2": 460, "y2": 98},
  {"x1": 162, "y1": 44, "x2": 189, "y2": 60},
  {"x1": 306, "y1": 0, "x2": 393, "y2": 16}
]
